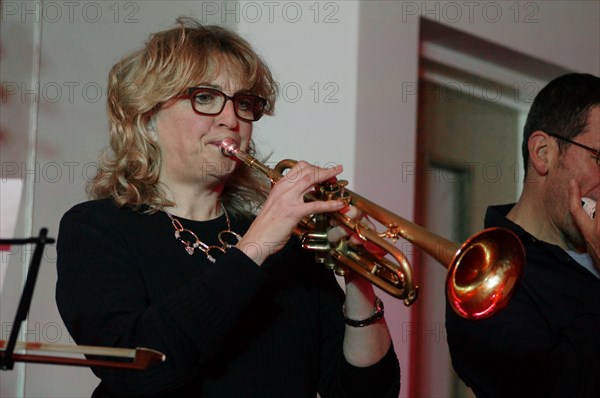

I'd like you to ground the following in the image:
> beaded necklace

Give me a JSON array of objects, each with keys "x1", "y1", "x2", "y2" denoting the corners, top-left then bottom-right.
[{"x1": 164, "y1": 203, "x2": 242, "y2": 263}]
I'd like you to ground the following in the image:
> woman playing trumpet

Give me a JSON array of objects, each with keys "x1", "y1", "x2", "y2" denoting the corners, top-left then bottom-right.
[{"x1": 56, "y1": 17, "x2": 400, "y2": 398}]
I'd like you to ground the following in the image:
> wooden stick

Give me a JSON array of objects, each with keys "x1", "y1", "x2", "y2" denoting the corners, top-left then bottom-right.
[{"x1": 0, "y1": 340, "x2": 165, "y2": 370}]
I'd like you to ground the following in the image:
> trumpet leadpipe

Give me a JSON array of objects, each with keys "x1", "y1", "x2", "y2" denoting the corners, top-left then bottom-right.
[{"x1": 220, "y1": 138, "x2": 280, "y2": 183}]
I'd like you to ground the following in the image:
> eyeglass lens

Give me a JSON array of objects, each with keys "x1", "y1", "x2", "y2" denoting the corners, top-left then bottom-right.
[{"x1": 189, "y1": 87, "x2": 265, "y2": 121}]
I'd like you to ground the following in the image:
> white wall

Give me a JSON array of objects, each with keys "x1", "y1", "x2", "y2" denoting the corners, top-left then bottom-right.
[{"x1": 1, "y1": 1, "x2": 598, "y2": 397}]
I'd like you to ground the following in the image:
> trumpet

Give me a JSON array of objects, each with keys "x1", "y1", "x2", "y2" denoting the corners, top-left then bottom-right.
[{"x1": 220, "y1": 139, "x2": 524, "y2": 320}]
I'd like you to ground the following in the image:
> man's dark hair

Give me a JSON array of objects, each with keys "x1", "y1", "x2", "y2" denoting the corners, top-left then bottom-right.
[{"x1": 522, "y1": 73, "x2": 600, "y2": 174}]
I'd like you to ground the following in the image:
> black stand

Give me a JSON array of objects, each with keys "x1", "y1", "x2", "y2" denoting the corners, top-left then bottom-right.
[
  {"x1": 0, "y1": 228, "x2": 54, "y2": 370},
  {"x1": 0, "y1": 229, "x2": 165, "y2": 370}
]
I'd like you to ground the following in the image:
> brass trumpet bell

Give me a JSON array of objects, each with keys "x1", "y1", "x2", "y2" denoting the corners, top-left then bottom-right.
[{"x1": 446, "y1": 228, "x2": 524, "y2": 320}]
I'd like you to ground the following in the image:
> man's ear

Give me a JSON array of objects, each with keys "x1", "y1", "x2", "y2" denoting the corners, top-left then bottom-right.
[{"x1": 528, "y1": 131, "x2": 551, "y2": 176}]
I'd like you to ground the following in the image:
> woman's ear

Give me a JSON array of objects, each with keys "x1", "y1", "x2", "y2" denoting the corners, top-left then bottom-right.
[{"x1": 528, "y1": 131, "x2": 551, "y2": 176}]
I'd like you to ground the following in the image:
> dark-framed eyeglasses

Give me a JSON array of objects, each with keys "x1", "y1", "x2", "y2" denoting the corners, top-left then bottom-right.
[
  {"x1": 547, "y1": 133, "x2": 600, "y2": 166},
  {"x1": 187, "y1": 87, "x2": 267, "y2": 122}
]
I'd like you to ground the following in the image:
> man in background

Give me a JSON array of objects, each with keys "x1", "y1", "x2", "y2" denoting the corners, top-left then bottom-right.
[{"x1": 446, "y1": 73, "x2": 599, "y2": 397}]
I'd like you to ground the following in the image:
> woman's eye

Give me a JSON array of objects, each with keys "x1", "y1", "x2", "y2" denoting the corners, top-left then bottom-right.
[
  {"x1": 194, "y1": 93, "x2": 215, "y2": 105},
  {"x1": 237, "y1": 99, "x2": 252, "y2": 110}
]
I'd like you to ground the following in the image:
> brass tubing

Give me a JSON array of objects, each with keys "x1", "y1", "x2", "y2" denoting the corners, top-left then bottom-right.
[{"x1": 220, "y1": 139, "x2": 525, "y2": 319}]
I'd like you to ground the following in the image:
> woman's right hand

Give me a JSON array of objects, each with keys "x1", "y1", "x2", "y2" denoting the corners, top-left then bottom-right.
[{"x1": 236, "y1": 161, "x2": 346, "y2": 265}]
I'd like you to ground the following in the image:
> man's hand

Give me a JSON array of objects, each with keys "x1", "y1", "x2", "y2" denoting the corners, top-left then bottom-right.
[{"x1": 569, "y1": 180, "x2": 599, "y2": 269}]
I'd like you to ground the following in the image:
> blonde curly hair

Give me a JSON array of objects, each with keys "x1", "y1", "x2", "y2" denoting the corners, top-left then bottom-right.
[{"x1": 88, "y1": 17, "x2": 276, "y2": 216}]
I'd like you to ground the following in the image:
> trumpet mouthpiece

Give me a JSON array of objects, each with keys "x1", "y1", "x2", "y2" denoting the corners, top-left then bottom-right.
[{"x1": 219, "y1": 138, "x2": 239, "y2": 157}]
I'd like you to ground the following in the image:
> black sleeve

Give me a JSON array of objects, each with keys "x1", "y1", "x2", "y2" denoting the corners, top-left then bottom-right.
[
  {"x1": 313, "y1": 262, "x2": 401, "y2": 398},
  {"x1": 556, "y1": 297, "x2": 600, "y2": 397},
  {"x1": 446, "y1": 285, "x2": 600, "y2": 397},
  {"x1": 56, "y1": 206, "x2": 269, "y2": 396},
  {"x1": 335, "y1": 346, "x2": 401, "y2": 398}
]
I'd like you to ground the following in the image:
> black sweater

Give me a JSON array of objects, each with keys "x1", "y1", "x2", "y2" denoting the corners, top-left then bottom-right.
[
  {"x1": 56, "y1": 199, "x2": 400, "y2": 397},
  {"x1": 446, "y1": 204, "x2": 600, "y2": 398}
]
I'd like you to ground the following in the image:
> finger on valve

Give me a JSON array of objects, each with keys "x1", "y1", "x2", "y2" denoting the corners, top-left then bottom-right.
[
  {"x1": 326, "y1": 205, "x2": 386, "y2": 258},
  {"x1": 327, "y1": 205, "x2": 361, "y2": 242}
]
